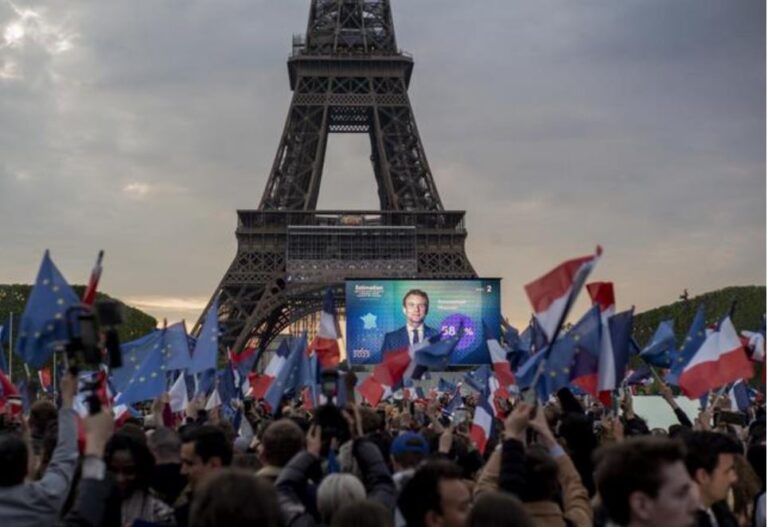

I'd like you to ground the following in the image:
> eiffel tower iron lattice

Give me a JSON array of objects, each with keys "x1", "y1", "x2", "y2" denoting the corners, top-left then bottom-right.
[{"x1": 198, "y1": 0, "x2": 476, "y2": 367}]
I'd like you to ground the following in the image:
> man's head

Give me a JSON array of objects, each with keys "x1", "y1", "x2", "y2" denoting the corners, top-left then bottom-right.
[
  {"x1": 398, "y1": 460, "x2": 471, "y2": 527},
  {"x1": 684, "y1": 431, "x2": 741, "y2": 507},
  {"x1": 147, "y1": 426, "x2": 182, "y2": 464},
  {"x1": 390, "y1": 431, "x2": 429, "y2": 472},
  {"x1": 595, "y1": 437, "x2": 698, "y2": 527},
  {"x1": 190, "y1": 468, "x2": 282, "y2": 527},
  {"x1": 258, "y1": 418, "x2": 304, "y2": 468},
  {"x1": 0, "y1": 432, "x2": 28, "y2": 487},
  {"x1": 181, "y1": 425, "x2": 233, "y2": 490},
  {"x1": 402, "y1": 289, "x2": 429, "y2": 329},
  {"x1": 519, "y1": 445, "x2": 560, "y2": 503}
]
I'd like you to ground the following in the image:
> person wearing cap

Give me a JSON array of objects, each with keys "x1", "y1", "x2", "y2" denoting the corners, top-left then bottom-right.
[
  {"x1": 391, "y1": 432, "x2": 430, "y2": 493},
  {"x1": 391, "y1": 431, "x2": 430, "y2": 527}
]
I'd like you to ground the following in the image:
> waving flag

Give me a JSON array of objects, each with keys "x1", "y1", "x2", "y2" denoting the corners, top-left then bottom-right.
[
  {"x1": 728, "y1": 380, "x2": 752, "y2": 412},
  {"x1": 16, "y1": 251, "x2": 80, "y2": 369},
  {"x1": 249, "y1": 338, "x2": 292, "y2": 400},
  {"x1": 485, "y1": 321, "x2": 515, "y2": 388},
  {"x1": 0, "y1": 338, "x2": 6, "y2": 374},
  {"x1": 741, "y1": 321, "x2": 765, "y2": 363},
  {"x1": 189, "y1": 296, "x2": 220, "y2": 375},
  {"x1": 598, "y1": 308, "x2": 635, "y2": 404},
  {"x1": 438, "y1": 378, "x2": 457, "y2": 394},
  {"x1": 168, "y1": 372, "x2": 189, "y2": 413},
  {"x1": 413, "y1": 331, "x2": 462, "y2": 373},
  {"x1": 0, "y1": 371, "x2": 20, "y2": 414},
  {"x1": 640, "y1": 320, "x2": 677, "y2": 368},
  {"x1": 205, "y1": 388, "x2": 222, "y2": 410},
  {"x1": 115, "y1": 341, "x2": 168, "y2": 406},
  {"x1": 230, "y1": 343, "x2": 259, "y2": 375},
  {"x1": 356, "y1": 343, "x2": 416, "y2": 406},
  {"x1": 519, "y1": 317, "x2": 549, "y2": 354},
  {"x1": 564, "y1": 304, "x2": 606, "y2": 397},
  {"x1": 666, "y1": 305, "x2": 706, "y2": 386},
  {"x1": 586, "y1": 281, "x2": 618, "y2": 404},
  {"x1": 469, "y1": 366, "x2": 494, "y2": 454},
  {"x1": 624, "y1": 365, "x2": 653, "y2": 386},
  {"x1": 465, "y1": 364, "x2": 491, "y2": 393},
  {"x1": 82, "y1": 250, "x2": 104, "y2": 306},
  {"x1": 163, "y1": 322, "x2": 192, "y2": 371},
  {"x1": 264, "y1": 335, "x2": 307, "y2": 414},
  {"x1": 515, "y1": 348, "x2": 547, "y2": 395},
  {"x1": 307, "y1": 289, "x2": 341, "y2": 369},
  {"x1": 524, "y1": 246, "x2": 602, "y2": 343},
  {"x1": 444, "y1": 389, "x2": 463, "y2": 415},
  {"x1": 543, "y1": 305, "x2": 602, "y2": 401},
  {"x1": 678, "y1": 316, "x2": 753, "y2": 399}
]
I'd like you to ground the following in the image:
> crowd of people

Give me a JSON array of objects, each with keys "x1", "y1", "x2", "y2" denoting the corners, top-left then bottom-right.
[{"x1": 0, "y1": 370, "x2": 764, "y2": 527}]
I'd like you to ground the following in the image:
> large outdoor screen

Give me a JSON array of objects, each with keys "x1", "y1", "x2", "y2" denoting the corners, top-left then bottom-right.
[{"x1": 345, "y1": 279, "x2": 501, "y2": 365}]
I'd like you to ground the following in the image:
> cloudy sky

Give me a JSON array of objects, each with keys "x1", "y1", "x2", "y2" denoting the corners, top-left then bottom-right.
[{"x1": 0, "y1": 0, "x2": 764, "y2": 328}]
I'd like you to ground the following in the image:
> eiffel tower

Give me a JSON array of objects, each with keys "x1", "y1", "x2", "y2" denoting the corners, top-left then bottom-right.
[{"x1": 199, "y1": 0, "x2": 476, "y2": 363}]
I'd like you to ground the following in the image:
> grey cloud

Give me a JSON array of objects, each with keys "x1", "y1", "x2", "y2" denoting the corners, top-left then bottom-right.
[{"x1": 0, "y1": 0, "x2": 763, "y2": 326}]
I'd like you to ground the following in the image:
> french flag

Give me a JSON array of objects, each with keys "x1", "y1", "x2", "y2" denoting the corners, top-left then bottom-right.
[
  {"x1": 0, "y1": 371, "x2": 21, "y2": 416},
  {"x1": 356, "y1": 342, "x2": 417, "y2": 406},
  {"x1": 678, "y1": 317, "x2": 754, "y2": 399},
  {"x1": 586, "y1": 281, "x2": 616, "y2": 405},
  {"x1": 249, "y1": 339, "x2": 291, "y2": 400},
  {"x1": 485, "y1": 322, "x2": 515, "y2": 388},
  {"x1": 82, "y1": 250, "x2": 104, "y2": 306},
  {"x1": 525, "y1": 246, "x2": 602, "y2": 343},
  {"x1": 307, "y1": 289, "x2": 341, "y2": 369},
  {"x1": 469, "y1": 368, "x2": 495, "y2": 455},
  {"x1": 729, "y1": 380, "x2": 752, "y2": 412}
]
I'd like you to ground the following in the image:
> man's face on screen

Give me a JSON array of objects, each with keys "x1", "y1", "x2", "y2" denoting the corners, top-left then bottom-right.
[{"x1": 403, "y1": 293, "x2": 428, "y2": 327}]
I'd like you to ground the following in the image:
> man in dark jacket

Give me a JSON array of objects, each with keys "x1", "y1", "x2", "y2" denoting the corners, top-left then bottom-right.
[{"x1": 684, "y1": 431, "x2": 742, "y2": 527}]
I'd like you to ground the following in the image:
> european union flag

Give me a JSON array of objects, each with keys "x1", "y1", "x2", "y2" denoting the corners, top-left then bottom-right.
[
  {"x1": 163, "y1": 322, "x2": 192, "y2": 371},
  {"x1": 189, "y1": 297, "x2": 220, "y2": 375},
  {"x1": 608, "y1": 308, "x2": 635, "y2": 386},
  {"x1": 112, "y1": 330, "x2": 162, "y2": 394},
  {"x1": 265, "y1": 335, "x2": 306, "y2": 414},
  {"x1": 195, "y1": 368, "x2": 217, "y2": 397},
  {"x1": 0, "y1": 340, "x2": 7, "y2": 374},
  {"x1": 16, "y1": 251, "x2": 80, "y2": 369},
  {"x1": 539, "y1": 306, "x2": 602, "y2": 400},
  {"x1": 520, "y1": 317, "x2": 549, "y2": 353},
  {"x1": 464, "y1": 364, "x2": 491, "y2": 392},
  {"x1": 0, "y1": 318, "x2": 8, "y2": 347},
  {"x1": 444, "y1": 390, "x2": 462, "y2": 415},
  {"x1": 414, "y1": 330, "x2": 462, "y2": 371},
  {"x1": 640, "y1": 320, "x2": 676, "y2": 368},
  {"x1": 116, "y1": 341, "x2": 168, "y2": 405},
  {"x1": 216, "y1": 366, "x2": 238, "y2": 405},
  {"x1": 666, "y1": 305, "x2": 706, "y2": 386},
  {"x1": 438, "y1": 378, "x2": 457, "y2": 394}
]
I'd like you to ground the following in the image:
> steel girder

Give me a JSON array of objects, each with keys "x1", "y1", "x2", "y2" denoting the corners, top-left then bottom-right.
[{"x1": 198, "y1": 1, "x2": 477, "y2": 368}]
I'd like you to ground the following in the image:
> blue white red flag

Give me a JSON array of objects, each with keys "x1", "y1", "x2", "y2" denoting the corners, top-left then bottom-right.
[
  {"x1": 524, "y1": 246, "x2": 601, "y2": 343},
  {"x1": 485, "y1": 321, "x2": 515, "y2": 388},
  {"x1": 469, "y1": 366, "x2": 494, "y2": 454},
  {"x1": 678, "y1": 316, "x2": 753, "y2": 399},
  {"x1": 307, "y1": 289, "x2": 341, "y2": 369}
]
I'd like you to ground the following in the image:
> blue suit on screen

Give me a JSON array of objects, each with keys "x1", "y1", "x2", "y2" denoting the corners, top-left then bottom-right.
[{"x1": 380, "y1": 324, "x2": 439, "y2": 355}]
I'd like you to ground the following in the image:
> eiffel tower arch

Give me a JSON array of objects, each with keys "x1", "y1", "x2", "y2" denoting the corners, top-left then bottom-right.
[{"x1": 198, "y1": 0, "x2": 476, "y2": 364}]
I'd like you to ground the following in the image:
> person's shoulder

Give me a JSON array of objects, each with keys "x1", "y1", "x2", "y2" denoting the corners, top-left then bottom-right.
[{"x1": 385, "y1": 326, "x2": 408, "y2": 339}]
